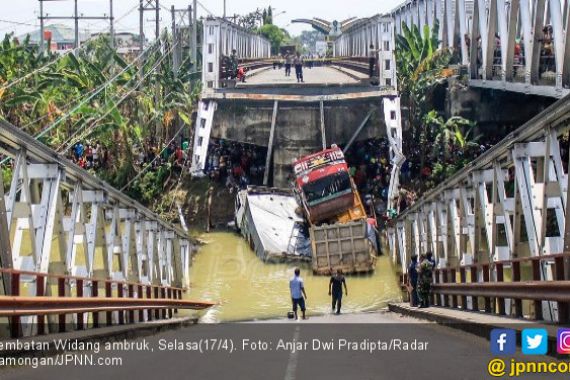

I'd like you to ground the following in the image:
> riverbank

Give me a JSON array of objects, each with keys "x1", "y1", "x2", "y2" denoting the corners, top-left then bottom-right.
[{"x1": 171, "y1": 177, "x2": 236, "y2": 233}]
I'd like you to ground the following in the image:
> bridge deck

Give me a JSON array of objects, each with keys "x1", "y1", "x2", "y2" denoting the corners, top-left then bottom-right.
[{"x1": 239, "y1": 66, "x2": 366, "y2": 87}]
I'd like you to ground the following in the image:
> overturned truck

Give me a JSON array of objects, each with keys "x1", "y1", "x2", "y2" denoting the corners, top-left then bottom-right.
[{"x1": 235, "y1": 146, "x2": 377, "y2": 275}]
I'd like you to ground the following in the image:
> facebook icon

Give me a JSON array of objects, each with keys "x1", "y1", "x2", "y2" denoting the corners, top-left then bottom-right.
[{"x1": 491, "y1": 329, "x2": 516, "y2": 355}]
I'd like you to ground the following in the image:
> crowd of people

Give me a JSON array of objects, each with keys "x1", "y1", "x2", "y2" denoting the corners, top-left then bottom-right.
[
  {"x1": 466, "y1": 24, "x2": 557, "y2": 79},
  {"x1": 68, "y1": 138, "x2": 191, "y2": 173},
  {"x1": 68, "y1": 141, "x2": 109, "y2": 170},
  {"x1": 203, "y1": 138, "x2": 267, "y2": 193},
  {"x1": 344, "y1": 138, "x2": 417, "y2": 220}
]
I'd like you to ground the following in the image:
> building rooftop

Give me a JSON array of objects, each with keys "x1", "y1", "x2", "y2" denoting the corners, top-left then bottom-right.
[{"x1": 18, "y1": 24, "x2": 89, "y2": 44}]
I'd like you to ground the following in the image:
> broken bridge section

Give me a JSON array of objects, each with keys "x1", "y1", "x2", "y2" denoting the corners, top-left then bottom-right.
[{"x1": 191, "y1": 16, "x2": 403, "y2": 189}]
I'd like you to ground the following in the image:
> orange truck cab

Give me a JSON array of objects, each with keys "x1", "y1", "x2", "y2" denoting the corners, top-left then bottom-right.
[{"x1": 293, "y1": 146, "x2": 359, "y2": 224}]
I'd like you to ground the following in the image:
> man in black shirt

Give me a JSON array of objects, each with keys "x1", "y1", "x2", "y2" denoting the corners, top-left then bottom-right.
[{"x1": 329, "y1": 269, "x2": 348, "y2": 314}]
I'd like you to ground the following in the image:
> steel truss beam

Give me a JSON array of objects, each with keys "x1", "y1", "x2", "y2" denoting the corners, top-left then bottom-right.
[
  {"x1": 0, "y1": 120, "x2": 192, "y2": 328},
  {"x1": 388, "y1": 94, "x2": 570, "y2": 320},
  {"x1": 391, "y1": 0, "x2": 570, "y2": 98},
  {"x1": 202, "y1": 18, "x2": 271, "y2": 90}
]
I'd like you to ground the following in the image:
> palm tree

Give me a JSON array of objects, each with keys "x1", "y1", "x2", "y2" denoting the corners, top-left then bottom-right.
[{"x1": 396, "y1": 20, "x2": 451, "y2": 127}]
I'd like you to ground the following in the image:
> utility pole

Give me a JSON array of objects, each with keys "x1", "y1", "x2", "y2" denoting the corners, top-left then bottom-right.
[
  {"x1": 171, "y1": 6, "x2": 180, "y2": 78},
  {"x1": 109, "y1": 0, "x2": 114, "y2": 48},
  {"x1": 38, "y1": 0, "x2": 114, "y2": 52},
  {"x1": 39, "y1": 0, "x2": 45, "y2": 54},
  {"x1": 223, "y1": 0, "x2": 226, "y2": 19},
  {"x1": 171, "y1": 5, "x2": 193, "y2": 77},
  {"x1": 192, "y1": 0, "x2": 197, "y2": 72},
  {"x1": 139, "y1": 1, "x2": 162, "y2": 142},
  {"x1": 139, "y1": 0, "x2": 160, "y2": 48},
  {"x1": 74, "y1": 0, "x2": 79, "y2": 48},
  {"x1": 139, "y1": 0, "x2": 144, "y2": 54},
  {"x1": 188, "y1": 5, "x2": 192, "y2": 64}
]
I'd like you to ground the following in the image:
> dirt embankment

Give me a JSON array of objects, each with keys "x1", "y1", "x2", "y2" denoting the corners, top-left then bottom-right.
[{"x1": 173, "y1": 177, "x2": 236, "y2": 233}]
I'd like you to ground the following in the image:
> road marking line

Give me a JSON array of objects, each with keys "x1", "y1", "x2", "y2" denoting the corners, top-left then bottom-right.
[{"x1": 284, "y1": 326, "x2": 301, "y2": 380}]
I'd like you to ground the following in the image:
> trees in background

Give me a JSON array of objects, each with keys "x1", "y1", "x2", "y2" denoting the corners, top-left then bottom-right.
[
  {"x1": 395, "y1": 21, "x2": 479, "y2": 191},
  {"x1": 259, "y1": 24, "x2": 289, "y2": 55},
  {"x1": 0, "y1": 32, "x2": 200, "y2": 207}
]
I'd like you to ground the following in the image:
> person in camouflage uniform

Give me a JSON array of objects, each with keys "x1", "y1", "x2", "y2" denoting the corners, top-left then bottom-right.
[{"x1": 416, "y1": 253, "x2": 434, "y2": 308}]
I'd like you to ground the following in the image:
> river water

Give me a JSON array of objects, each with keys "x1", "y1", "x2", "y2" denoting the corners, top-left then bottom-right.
[{"x1": 188, "y1": 232, "x2": 402, "y2": 323}]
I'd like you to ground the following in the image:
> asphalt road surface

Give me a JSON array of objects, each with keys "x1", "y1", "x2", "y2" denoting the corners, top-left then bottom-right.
[{"x1": 1, "y1": 311, "x2": 561, "y2": 380}]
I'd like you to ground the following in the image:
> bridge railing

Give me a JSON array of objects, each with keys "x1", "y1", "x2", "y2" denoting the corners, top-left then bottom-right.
[
  {"x1": 431, "y1": 253, "x2": 570, "y2": 323},
  {"x1": 333, "y1": 14, "x2": 397, "y2": 88},
  {"x1": 391, "y1": 0, "x2": 570, "y2": 98},
  {"x1": 202, "y1": 17, "x2": 271, "y2": 91},
  {"x1": 389, "y1": 92, "x2": 570, "y2": 321},
  {"x1": 0, "y1": 267, "x2": 211, "y2": 338},
  {"x1": 401, "y1": 252, "x2": 570, "y2": 323},
  {"x1": 0, "y1": 116, "x2": 197, "y2": 336}
]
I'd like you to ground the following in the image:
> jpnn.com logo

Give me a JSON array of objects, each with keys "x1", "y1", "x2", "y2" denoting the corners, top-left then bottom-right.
[{"x1": 491, "y1": 329, "x2": 516, "y2": 355}]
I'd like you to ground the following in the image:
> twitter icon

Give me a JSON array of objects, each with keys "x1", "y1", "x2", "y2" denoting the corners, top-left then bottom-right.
[{"x1": 522, "y1": 329, "x2": 548, "y2": 355}]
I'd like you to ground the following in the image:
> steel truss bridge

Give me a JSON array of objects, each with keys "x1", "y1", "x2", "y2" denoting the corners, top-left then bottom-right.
[
  {"x1": 2, "y1": 0, "x2": 568, "y2": 342},
  {"x1": 392, "y1": 0, "x2": 570, "y2": 98},
  {"x1": 0, "y1": 119, "x2": 213, "y2": 338},
  {"x1": 387, "y1": 93, "x2": 570, "y2": 323}
]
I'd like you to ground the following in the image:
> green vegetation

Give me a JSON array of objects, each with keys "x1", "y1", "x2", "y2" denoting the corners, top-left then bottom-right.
[
  {"x1": 259, "y1": 24, "x2": 289, "y2": 55},
  {"x1": 395, "y1": 21, "x2": 479, "y2": 191},
  {"x1": 0, "y1": 32, "x2": 200, "y2": 210}
]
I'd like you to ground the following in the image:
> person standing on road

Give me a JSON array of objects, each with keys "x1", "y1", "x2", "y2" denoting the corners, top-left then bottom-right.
[
  {"x1": 290, "y1": 268, "x2": 307, "y2": 320},
  {"x1": 368, "y1": 44, "x2": 379, "y2": 78},
  {"x1": 329, "y1": 269, "x2": 347, "y2": 314},
  {"x1": 417, "y1": 253, "x2": 434, "y2": 308},
  {"x1": 230, "y1": 49, "x2": 239, "y2": 79},
  {"x1": 407, "y1": 255, "x2": 419, "y2": 307},
  {"x1": 294, "y1": 52, "x2": 304, "y2": 83},
  {"x1": 284, "y1": 51, "x2": 292, "y2": 77},
  {"x1": 426, "y1": 251, "x2": 436, "y2": 270}
]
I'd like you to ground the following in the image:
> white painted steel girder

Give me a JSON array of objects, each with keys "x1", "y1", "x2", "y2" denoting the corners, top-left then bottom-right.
[
  {"x1": 0, "y1": 120, "x2": 192, "y2": 292},
  {"x1": 332, "y1": 15, "x2": 397, "y2": 88},
  {"x1": 202, "y1": 18, "x2": 271, "y2": 90},
  {"x1": 389, "y1": 96, "x2": 570, "y2": 293},
  {"x1": 391, "y1": 0, "x2": 570, "y2": 98}
]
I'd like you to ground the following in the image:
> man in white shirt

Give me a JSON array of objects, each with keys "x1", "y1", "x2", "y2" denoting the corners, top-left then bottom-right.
[{"x1": 289, "y1": 268, "x2": 308, "y2": 320}]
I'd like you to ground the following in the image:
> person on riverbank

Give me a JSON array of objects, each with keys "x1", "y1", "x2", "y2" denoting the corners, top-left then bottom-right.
[
  {"x1": 290, "y1": 268, "x2": 307, "y2": 320},
  {"x1": 329, "y1": 269, "x2": 348, "y2": 314},
  {"x1": 417, "y1": 253, "x2": 434, "y2": 308},
  {"x1": 407, "y1": 255, "x2": 419, "y2": 307}
]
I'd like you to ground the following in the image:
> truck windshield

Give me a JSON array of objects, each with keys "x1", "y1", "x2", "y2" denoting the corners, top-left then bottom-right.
[{"x1": 302, "y1": 171, "x2": 352, "y2": 205}]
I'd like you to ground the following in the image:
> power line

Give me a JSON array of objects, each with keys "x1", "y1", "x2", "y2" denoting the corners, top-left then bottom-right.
[
  {"x1": 0, "y1": 39, "x2": 161, "y2": 166},
  {"x1": 58, "y1": 40, "x2": 178, "y2": 152},
  {"x1": 196, "y1": 1, "x2": 214, "y2": 17},
  {"x1": 0, "y1": 19, "x2": 37, "y2": 28},
  {"x1": 0, "y1": 47, "x2": 82, "y2": 92},
  {"x1": 34, "y1": 39, "x2": 161, "y2": 140}
]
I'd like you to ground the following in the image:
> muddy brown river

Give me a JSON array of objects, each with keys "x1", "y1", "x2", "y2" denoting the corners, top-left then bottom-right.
[{"x1": 188, "y1": 232, "x2": 402, "y2": 322}]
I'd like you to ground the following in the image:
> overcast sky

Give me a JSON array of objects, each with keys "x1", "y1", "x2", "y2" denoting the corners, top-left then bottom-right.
[{"x1": 1, "y1": 0, "x2": 403, "y2": 38}]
